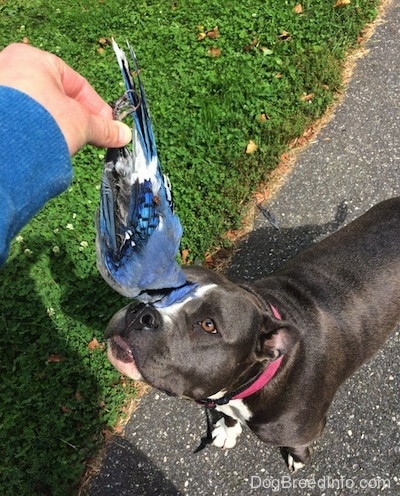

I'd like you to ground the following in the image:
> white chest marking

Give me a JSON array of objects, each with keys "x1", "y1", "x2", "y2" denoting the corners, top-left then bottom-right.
[
  {"x1": 208, "y1": 390, "x2": 253, "y2": 423},
  {"x1": 215, "y1": 398, "x2": 253, "y2": 423}
]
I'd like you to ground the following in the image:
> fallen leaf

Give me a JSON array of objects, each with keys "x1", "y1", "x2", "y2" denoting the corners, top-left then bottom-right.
[
  {"x1": 181, "y1": 248, "x2": 190, "y2": 265},
  {"x1": 47, "y1": 354, "x2": 64, "y2": 363},
  {"x1": 60, "y1": 405, "x2": 71, "y2": 414},
  {"x1": 225, "y1": 230, "x2": 238, "y2": 242},
  {"x1": 75, "y1": 391, "x2": 83, "y2": 402},
  {"x1": 260, "y1": 47, "x2": 273, "y2": 56},
  {"x1": 294, "y1": 4, "x2": 303, "y2": 14},
  {"x1": 113, "y1": 425, "x2": 124, "y2": 436},
  {"x1": 197, "y1": 32, "x2": 207, "y2": 41},
  {"x1": 244, "y1": 38, "x2": 258, "y2": 51},
  {"x1": 98, "y1": 37, "x2": 107, "y2": 45},
  {"x1": 278, "y1": 30, "x2": 291, "y2": 41},
  {"x1": 258, "y1": 113, "x2": 270, "y2": 123},
  {"x1": 254, "y1": 191, "x2": 267, "y2": 203},
  {"x1": 208, "y1": 47, "x2": 221, "y2": 57},
  {"x1": 279, "y1": 152, "x2": 290, "y2": 163},
  {"x1": 301, "y1": 93, "x2": 314, "y2": 101},
  {"x1": 334, "y1": 0, "x2": 350, "y2": 6},
  {"x1": 88, "y1": 337, "x2": 103, "y2": 350},
  {"x1": 97, "y1": 47, "x2": 104, "y2": 54},
  {"x1": 246, "y1": 140, "x2": 258, "y2": 154},
  {"x1": 275, "y1": 72, "x2": 283, "y2": 79},
  {"x1": 22, "y1": 37, "x2": 29, "y2": 44},
  {"x1": 206, "y1": 26, "x2": 219, "y2": 39},
  {"x1": 204, "y1": 252, "x2": 214, "y2": 268},
  {"x1": 102, "y1": 429, "x2": 114, "y2": 442}
]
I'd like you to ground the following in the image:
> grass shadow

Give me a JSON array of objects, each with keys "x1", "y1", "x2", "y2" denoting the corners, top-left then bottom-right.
[
  {"x1": 48, "y1": 250, "x2": 130, "y2": 336},
  {"x1": 0, "y1": 234, "x2": 134, "y2": 496},
  {"x1": 0, "y1": 237, "x2": 117, "y2": 495},
  {"x1": 86, "y1": 437, "x2": 183, "y2": 496}
]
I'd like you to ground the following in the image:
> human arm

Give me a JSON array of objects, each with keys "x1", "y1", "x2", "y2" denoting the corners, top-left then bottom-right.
[{"x1": 0, "y1": 43, "x2": 131, "y2": 266}]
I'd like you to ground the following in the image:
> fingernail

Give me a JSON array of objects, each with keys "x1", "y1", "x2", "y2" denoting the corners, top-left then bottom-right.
[{"x1": 117, "y1": 122, "x2": 132, "y2": 145}]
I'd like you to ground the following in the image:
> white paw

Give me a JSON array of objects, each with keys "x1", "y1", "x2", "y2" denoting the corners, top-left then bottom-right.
[
  {"x1": 212, "y1": 418, "x2": 242, "y2": 449},
  {"x1": 287, "y1": 453, "x2": 305, "y2": 473}
]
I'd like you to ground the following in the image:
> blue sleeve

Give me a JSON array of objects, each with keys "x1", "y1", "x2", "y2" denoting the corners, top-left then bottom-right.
[{"x1": 0, "y1": 86, "x2": 72, "y2": 266}]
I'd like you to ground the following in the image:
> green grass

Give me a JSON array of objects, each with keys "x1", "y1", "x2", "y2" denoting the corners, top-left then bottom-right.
[{"x1": 0, "y1": 0, "x2": 379, "y2": 494}]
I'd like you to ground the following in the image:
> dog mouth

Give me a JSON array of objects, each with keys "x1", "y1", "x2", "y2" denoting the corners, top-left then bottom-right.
[
  {"x1": 108, "y1": 335, "x2": 133, "y2": 362},
  {"x1": 107, "y1": 335, "x2": 143, "y2": 380}
]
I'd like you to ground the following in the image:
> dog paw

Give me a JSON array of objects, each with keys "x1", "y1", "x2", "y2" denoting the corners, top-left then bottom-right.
[
  {"x1": 281, "y1": 445, "x2": 312, "y2": 472},
  {"x1": 212, "y1": 418, "x2": 242, "y2": 449},
  {"x1": 287, "y1": 453, "x2": 305, "y2": 473}
]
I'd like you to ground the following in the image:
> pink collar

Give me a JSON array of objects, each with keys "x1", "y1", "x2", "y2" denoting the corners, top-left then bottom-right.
[
  {"x1": 232, "y1": 355, "x2": 283, "y2": 400},
  {"x1": 232, "y1": 302, "x2": 282, "y2": 400}
]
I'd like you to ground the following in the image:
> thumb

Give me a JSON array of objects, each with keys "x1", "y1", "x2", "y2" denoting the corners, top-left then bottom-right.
[{"x1": 86, "y1": 117, "x2": 132, "y2": 150}]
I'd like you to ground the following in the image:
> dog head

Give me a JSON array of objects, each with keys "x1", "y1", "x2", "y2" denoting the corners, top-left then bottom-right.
[{"x1": 106, "y1": 266, "x2": 299, "y2": 400}]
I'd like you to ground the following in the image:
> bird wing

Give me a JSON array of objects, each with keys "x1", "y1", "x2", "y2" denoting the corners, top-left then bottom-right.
[{"x1": 96, "y1": 40, "x2": 193, "y2": 303}]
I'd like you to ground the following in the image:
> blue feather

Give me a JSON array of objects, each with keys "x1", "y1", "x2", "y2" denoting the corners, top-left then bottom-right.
[{"x1": 96, "y1": 39, "x2": 194, "y2": 302}]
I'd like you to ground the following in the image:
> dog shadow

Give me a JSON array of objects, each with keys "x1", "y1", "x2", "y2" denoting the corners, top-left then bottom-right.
[{"x1": 226, "y1": 200, "x2": 349, "y2": 281}]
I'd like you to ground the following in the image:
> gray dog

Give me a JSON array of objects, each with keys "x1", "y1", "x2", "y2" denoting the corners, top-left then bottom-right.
[{"x1": 106, "y1": 197, "x2": 400, "y2": 471}]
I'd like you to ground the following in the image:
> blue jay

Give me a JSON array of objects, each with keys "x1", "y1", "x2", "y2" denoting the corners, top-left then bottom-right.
[{"x1": 96, "y1": 40, "x2": 194, "y2": 305}]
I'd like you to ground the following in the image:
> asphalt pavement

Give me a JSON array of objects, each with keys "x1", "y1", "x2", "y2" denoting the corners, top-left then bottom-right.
[{"x1": 88, "y1": 2, "x2": 400, "y2": 494}]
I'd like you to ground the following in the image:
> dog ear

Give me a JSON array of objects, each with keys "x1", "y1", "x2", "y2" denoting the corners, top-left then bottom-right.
[{"x1": 256, "y1": 318, "x2": 300, "y2": 360}]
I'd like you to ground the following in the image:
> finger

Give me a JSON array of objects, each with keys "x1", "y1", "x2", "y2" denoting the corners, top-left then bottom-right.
[
  {"x1": 86, "y1": 115, "x2": 132, "y2": 149},
  {"x1": 58, "y1": 58, "x2": 113, "y2": 119}
]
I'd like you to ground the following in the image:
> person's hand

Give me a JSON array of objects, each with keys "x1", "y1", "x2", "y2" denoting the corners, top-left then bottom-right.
[{"x1": 0, "y1": 43, "x2": 132, "y2": 155}]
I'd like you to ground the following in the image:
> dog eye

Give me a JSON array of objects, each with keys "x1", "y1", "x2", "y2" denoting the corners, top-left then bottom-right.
[{"x1": 199, "y1": 319, "x2": 217, "y2": 334}]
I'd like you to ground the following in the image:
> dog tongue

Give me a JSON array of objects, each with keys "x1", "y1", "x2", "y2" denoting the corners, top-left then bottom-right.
[
  {"x1": 107, "y1": 336, "x2": 143, "y2": 380},
  {"x1": 111, "y1": 335, "x2": 133, "y2": 362}
]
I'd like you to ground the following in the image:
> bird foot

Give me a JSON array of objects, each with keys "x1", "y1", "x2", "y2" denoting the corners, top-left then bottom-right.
[{"x1": 112, "y1": 90, "x2": 140, "y2": 120}]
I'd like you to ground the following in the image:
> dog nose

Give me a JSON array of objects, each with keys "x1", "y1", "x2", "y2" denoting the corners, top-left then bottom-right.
[{"x1": 126, "y1": 303, "x2": 160, "y2": 330}]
